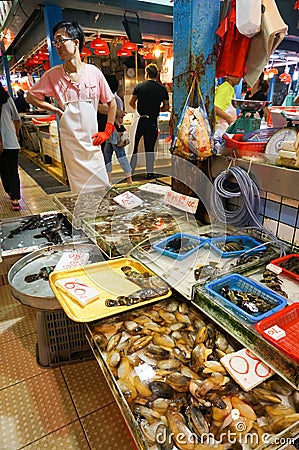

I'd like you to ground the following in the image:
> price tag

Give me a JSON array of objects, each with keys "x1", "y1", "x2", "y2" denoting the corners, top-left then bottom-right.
[
  {"x1": 54, "y1": 252, "x2": 89, "y2": 271},
  {"x1": 164, "y1": 190, "x2": 199, "y2": 214},
  {"x1": 221, "y1": 348, "x2": 274, "y2": 391},
  {"x1": 138, "y1": 183, "x2": 171, "y2": 195},
  {"x1": 264, "y1": 325, "x2": 286, "y2": 341},
  {"x1": 113, "y1": 191, "x2": 143, "y2": 209},
  {"x1": 55, "y1": 277, "x2": 99, "y2": 306},
  {"x1": 266, "y1": 263, "x2": 282, "y2": 274}
]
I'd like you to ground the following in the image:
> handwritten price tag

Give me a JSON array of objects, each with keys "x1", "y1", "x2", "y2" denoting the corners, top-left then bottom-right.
[
  {"x1": 113, "y1": 191, "x2": 143, "y2": 209},
  {"x1": 164, "y1": 190, "x2": 199, "y2": 214},
  {"x1": 221, "y1": 348, "x2": 274, "y2": 391},
  {"x1": 266, "y1": 263, "x2": 282, "y2": 275},
  {"x1": 54, "y1": 252, "x2": 89, "y2": 271},
  {"x1": 55, "y1": 277, "x2": 99, "y2": 306},
  {"x1": 264, "y1": 325, "x2": 286, "y2": 341}
]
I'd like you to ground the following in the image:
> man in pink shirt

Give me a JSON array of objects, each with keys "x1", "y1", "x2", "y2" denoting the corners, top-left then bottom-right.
[{"x1": 26, "y1": 21, "x2": 116, "y2": 193}]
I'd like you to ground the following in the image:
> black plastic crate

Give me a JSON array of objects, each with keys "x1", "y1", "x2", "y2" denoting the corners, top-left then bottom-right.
[{"x1": 36, "y1": 309, "x2": 93, "y2": 367}]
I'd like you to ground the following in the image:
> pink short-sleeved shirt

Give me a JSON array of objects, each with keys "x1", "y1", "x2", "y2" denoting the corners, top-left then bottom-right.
[{"x1": 29, "y1": 63, "x2": 114, "y2": 111}]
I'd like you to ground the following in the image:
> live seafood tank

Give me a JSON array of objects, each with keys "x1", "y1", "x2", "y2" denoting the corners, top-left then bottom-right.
[
  {"x1": 86, "y1": 296, "x2": 299, "y2": 450},
  {"x1": 52, "y1": 184, "x2": 169, "y2": 229},
  {"x1": 0, "y1": 212, "x2": 85, "y2": 257}
]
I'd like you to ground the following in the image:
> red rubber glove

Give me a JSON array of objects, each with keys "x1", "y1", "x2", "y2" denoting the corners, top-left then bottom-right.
[{"x1": 92, "y1": 122, "x2": 115, "y2": 146}]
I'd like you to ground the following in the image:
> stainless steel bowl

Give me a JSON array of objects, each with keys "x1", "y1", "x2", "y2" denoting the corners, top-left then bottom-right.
[{"x1": 231, "y1": 99, "x2": 269, "y2": 111}]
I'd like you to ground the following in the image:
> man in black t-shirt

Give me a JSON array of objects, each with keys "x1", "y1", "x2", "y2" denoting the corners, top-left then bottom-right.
[{"x1": 129, "y1": 63, "x2": 169, "y2": 178}]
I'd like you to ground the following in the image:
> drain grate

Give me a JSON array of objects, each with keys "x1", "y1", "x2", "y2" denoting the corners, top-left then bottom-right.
[{"x1": 18, "y1": 153, "x2": 70, "y2": 194}]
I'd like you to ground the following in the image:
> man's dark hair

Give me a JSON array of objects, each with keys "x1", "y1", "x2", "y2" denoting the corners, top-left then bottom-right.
[
  {"x1": 52, "y1": 21, "x2": 85, "y2": 52},
  {"x1": 105, "y1": 74, "x2": 118, "y2": 93},
  {"x1": 146, "y1": 63, "x2": 158, "y2": 79},
  {"x1": 0, "y1": 85, "x2": 9, "y2": 105}
]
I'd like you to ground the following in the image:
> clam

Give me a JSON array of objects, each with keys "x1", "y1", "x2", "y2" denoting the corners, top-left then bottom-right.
[
  {"x1": 166, "y1": 403, "x2": 195, "y2": 450},
  {"x1": 149, "y1": 381, "x2": 174, "y2": 399},
  {"x1": 106, "y1": 332, "x2": 122, "y2": 352},
  {"x1": 133, "y1": 376, "x2": 152, "y2": 397},
  {"x1": 107, "y1": 350, "x2": 120, "y2": 369},
  {"x1": 117, "y1": 378, "x2": 137, "y2": 403},
  {"x1": 270, "y1": 413, "x2": 299, "y2": 433},
  {"x1": 152, "y1": 333, "x2": 175, "y2": 349},
  {"x1": 165, "y1": 372, "x2": 191, "y2": 392},
  {"x1": 156, "y1": 359, "x2": 181, "y2": 371},
  {"x1": 186, "y1": 405, "x2": 209, "y2": 436},
  {"x1": 155, "y1": 423, "x2": 173, "y2": 450},
  {"x1": 117, "y1": 357, "x2": 132, "y2": 379},
  {"x1": 231, "y1": 396, "x2": 257, "y2": 420},
  {"x1": 195, "y1": 326, "x2": 208, "y2": 344},
  {"x1": 145, "y1": 344, "x2": 170, "y2": 360},
  {"x1": 151, "y1": 398, "x2": 171, "y2": 415},
  {"x1": 265, "y1": 404, "x2": 295, "y2": 418},
  {"x1": 252, "y1": 387, "x2": 282, "y2": 404},
  {"x1": 93, "y1": 332, "x2": 108, "y2": 350},
  {"x1": 134, "y1": 405, "x2": 161, "y2": 423},
  {"x1": 267, "y1": 379, "x2": 293, "y2": 396}
]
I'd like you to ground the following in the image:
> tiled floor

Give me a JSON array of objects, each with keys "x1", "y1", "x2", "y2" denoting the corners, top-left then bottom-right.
[{"x1": 0, "y1": 167, "x2": 136, "y2": 449}]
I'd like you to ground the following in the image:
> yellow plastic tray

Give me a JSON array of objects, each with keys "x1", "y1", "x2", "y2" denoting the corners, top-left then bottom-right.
[{"x1": 49, "y1": 257, "x2": 171, "y2": 322}]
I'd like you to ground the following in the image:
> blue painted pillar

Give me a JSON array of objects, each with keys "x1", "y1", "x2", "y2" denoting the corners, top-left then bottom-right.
[
  {"x1": 0, "y1": 41, "x2": 13, "y2": 96},
  {"x1": 173, "y1": 0, "x2": 221, "y2": 128},
  {"x1": 43, "y1": 5, "x2": 63, "y2": 67}
]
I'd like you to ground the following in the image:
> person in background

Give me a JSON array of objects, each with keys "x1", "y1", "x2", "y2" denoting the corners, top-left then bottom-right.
[
  {"x1": 101, "y1": 75, "x2": 132, "y2": 184},
  {"x1": 0, "y1": 85, "x2": 22, "y2": 210},
  {"x1": 14, "y1": 89, "x2": 30, "y2": 113},
  {"x1": 244, "y1": 74, "x2": 270, "y2": 121},
  {"x1": 26, "y1": 21, "x2": 116, "y2": 193},
  {"x1": 214, "y1": 75, "x2": 241, "y2": 128},
  {"x1": 129, "y1": 63, "x2": 169, "y2": 179}
]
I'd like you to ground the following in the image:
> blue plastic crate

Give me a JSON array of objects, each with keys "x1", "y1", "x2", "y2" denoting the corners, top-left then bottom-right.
[
  {"x1": 208, "y1": 235, "x2": 266, "y2": 258},
  {"x1": 204, "y1": 273, "x2": 287, "y2": 323},
  {"x1": 152, "y1": 233, "x2": 207, "y2": 260}
]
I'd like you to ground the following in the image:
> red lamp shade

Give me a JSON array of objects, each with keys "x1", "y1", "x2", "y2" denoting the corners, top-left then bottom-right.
[
  {"x1": 93, "y1": 45, "x2": 110, "y2": 56},
  {"x1": 81, "y1": 46, "x2": 92, "y2": 57},
  {"x1": 42, "y1": 61, "x2": 50, "y2": 71},
  {"x1": 117, "y1": 48, "x2": 132, "y2": 57},
  {"x1": 122, "y1": 40, "x2": 138, "y2": 51},
  {"x1": 90, "y1": 37, "x2": 108, "y2": 49}
]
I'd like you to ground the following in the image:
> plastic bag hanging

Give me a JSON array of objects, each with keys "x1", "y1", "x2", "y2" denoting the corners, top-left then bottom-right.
[
  {"x1": 236, "y1": 0, "x2": 261, "y2": 38},
  {"x1": 172, "y1": 77, "x2": 213, "y2": 162}
]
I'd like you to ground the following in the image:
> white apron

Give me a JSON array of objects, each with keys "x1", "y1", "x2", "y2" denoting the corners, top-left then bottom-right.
[{"x1": 59, "y1": 100, "x2": 109, "y2": 193}]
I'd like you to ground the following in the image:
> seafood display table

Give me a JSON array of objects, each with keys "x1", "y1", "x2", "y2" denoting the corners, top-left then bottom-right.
[{"x1": 86, "y1": 296, "x2": 299, "y2": 450}]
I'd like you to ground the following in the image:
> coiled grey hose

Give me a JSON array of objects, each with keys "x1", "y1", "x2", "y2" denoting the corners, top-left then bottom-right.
[
  {"x1": 211, "y1": 166, "x2": 261, "y2": 227},
  {"x1": 211, "y1": 166, "x2": 286, "y2": 255}
]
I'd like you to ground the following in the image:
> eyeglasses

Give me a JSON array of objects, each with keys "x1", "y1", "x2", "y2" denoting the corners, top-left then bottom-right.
[{"x1": 52, "y1": 38, "x2": 74, "y2": 47}]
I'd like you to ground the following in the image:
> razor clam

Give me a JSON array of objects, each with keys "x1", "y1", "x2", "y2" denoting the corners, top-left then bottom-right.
[
  {"x1": 117, "y1": 357, "x2": 132, "y2": 379},
  {"x1": 133, "y1": 376, "x2": 152, "y2": 397},
  {"x1": 123, "y1": 320, "x2": 143, "y2": 334},
  {"x1": 151, "y1": 398, "x2": 172, "y2": 415},
  {"x1": 106, "y1": 332, "x2": 122, "y2": 352},
  {"x1": 291, "y1": 390, "x2": 299, "y2": 412},
  {"x1": 140, "y1": 419, "x2": 161, "y2": 445},
  {"x1": 134, "y1": 405, "x2": 161, "y2": 423}
]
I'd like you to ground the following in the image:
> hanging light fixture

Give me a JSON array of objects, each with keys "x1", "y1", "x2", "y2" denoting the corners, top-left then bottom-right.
[
  {"x1": 81, "y1": 46, "x2": 92, "y2": 57},
  {"x1": 121, "y1": 40, "x2": 138, "y2": 51},
  {"x1": 90, "y1": 36, "x2": 108, "y2": 49},
  {"x1": 143, "y1": 51, "x2": 156, "y2": 60},
  {"x1": 152, "y1": 41, "x2": 165, "y2": 58},
  {"x1": 116, "y1": 48, "x2": 132, "y2": 57},
  {"x1": 93, "y1": 46, "x2": 110, "y2": 56}
]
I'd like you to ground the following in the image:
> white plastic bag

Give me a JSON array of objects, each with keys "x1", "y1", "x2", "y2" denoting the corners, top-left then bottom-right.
[{"x1": 236, "y1": 0, "x2": 261, "y2": 38}]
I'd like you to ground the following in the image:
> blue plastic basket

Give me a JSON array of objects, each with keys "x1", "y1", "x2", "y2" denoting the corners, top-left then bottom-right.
[
  {"x1": 204, "y1": 273, "x2": 287, "y2": 323},
  {"x1": 208, "y1": 235, "x2": 266, "y2": 258},
  {"x1": 152, "y1": 233, "x2": 207, "y2": 260}
]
